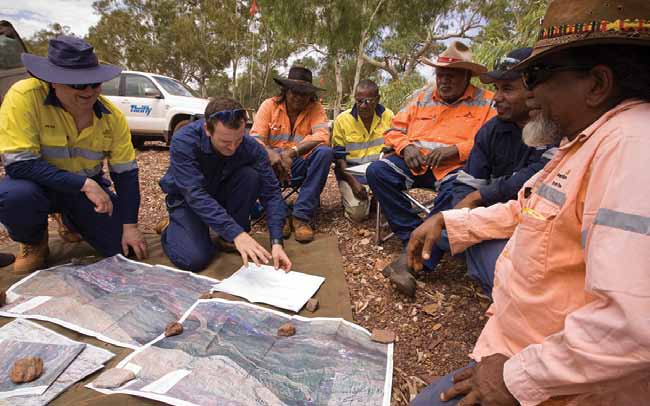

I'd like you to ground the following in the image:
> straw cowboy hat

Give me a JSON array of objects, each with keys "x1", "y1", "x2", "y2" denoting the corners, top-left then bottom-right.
[
  {"x1": 21, "y1": 36, "x2": 121, "y2": 84},
  {"x1": 516, "y1": 0, "x2": 650, "y2": 69},
  {"x1": 420, "y1": 41, "x2": 487, "y2": 76},
  {"x1": 273, "y1": 66, "x2": 324, "y2": 94}
]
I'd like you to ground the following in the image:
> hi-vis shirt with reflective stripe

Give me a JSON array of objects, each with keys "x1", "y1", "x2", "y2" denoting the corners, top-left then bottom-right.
[
  {"x1": 441, "y1": 100, "x2": 650, "y2": 406},
  {"x1": 249, "y1": 96, "x2": 330, "y2": 154},
  {"x1": 332, "y1": 105, "x2": 394, "y2": 165},
  {"x1": 385, "y1": 84, "x2": 495, "y2": 178},
  {"x1": 0, "y1": 78, "x2": 136, "y2": 177}
]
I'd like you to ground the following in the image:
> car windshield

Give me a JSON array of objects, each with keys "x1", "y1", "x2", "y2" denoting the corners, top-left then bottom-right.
[
  {"x1": 0, "y1": 34, "x2": 26, "y2": 70},
  {"x1": 152, "y1": 75, "x2": 196, "y2": 97}
]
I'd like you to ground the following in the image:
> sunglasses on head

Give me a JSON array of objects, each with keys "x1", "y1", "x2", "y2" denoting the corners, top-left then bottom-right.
[
  {"x1": 356, "y1": 97, "x2": 378, "y2": 106},
  {"x1": 493, "y1": 56, "x2": 522, "y2": 72},
  {"x1": 207, "y1": 109, "x2": 247, "y2": 123},
  {"x1": 522, "y1": 65, "x2": 592, "y2": 90},
  {"x1": 66, "y1": 83, "x2": 102, "y2": 90}
]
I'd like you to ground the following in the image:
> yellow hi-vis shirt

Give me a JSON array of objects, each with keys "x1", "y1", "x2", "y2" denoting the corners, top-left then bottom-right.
[
  {"x1": 0, "y1": 78, "x2": 136, "y2": 178},
  {"x1": 332, "y1": 104, "x2": 394, "y2": 165}
]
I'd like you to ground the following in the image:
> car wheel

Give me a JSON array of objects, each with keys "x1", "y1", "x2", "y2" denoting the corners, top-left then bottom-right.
[
  {"x1": 131, "y1": 135, "x2": 145, "y2": 150},
  {"x1": 168, "y1": 119, "x2": 190, "y2": 145}
]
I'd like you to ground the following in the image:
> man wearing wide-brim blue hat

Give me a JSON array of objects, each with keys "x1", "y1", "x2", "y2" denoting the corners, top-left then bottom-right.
[{"x1": 0, "y1": 36, "x2": 148, "y2": 274}]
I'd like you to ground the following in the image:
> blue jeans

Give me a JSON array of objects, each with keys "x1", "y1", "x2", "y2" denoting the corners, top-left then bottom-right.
[
  {"x1": 411, "y1": 362, "x2": 476, "y2": 406},
  {"x1": 161, "y1": 166, "x2": 261, "y2": 272},
  {"x1": 0, "y1": 177, "x2": 123, "y2": 256},
  {"x1": 290, "y1": 146, "x2": 333, "y2": 222}
]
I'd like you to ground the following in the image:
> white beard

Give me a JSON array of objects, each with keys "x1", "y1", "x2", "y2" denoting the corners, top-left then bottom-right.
[{"x1": 522, "y1": 113, "x2": 563, "y2": 147}]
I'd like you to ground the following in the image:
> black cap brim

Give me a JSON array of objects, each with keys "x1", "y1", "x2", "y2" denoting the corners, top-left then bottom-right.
[{"x1": 479, "y1": 70, "x2": 521, "y2": 84}]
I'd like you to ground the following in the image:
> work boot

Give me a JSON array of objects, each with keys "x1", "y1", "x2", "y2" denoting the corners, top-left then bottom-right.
[
  {"x1": 0, "y1": 252, "x2": 16, "y2": 268},
  {"x1": 14, "y1": 234, "x2": 49, "y2": 275},
  {"x1": 293, "y1": 217, "x2": 314, "y2": 243},
  {"x1": 52, "y1": 213, "x2": 82, "y2": 243},
  {"x1": 282, "y1": 217, "x2": 292, "y2": 239},
  {"x1": 154, "y1": 217, "x2": 169, "y2": 235},
  {"x1": 381, "y1": 253, "x2": 416, "y2": 297}
]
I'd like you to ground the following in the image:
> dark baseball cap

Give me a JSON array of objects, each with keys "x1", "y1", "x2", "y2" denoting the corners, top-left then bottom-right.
[{"x1": 479, "y1": 47, "x2": 533, "y2": 84}]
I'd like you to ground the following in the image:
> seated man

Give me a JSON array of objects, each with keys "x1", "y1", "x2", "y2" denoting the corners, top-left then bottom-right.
[
  {"x1": 158, "y1": 97, "x2": 291, "y2": 273},
  {"x1": 250, "y1": 66, "x2": 333, "y2": 243},
  {"x1": 0, "y1": 36, "x2": 147, "y2": 275},
  {"x1": 332, "y1": 79, "x2": 394, "y2": 222},
  {"x1": 366, "y1": 41, "x2": 495, "y2": 279},
  {"x1": 384, "y1": 47, "x2": 555, "y2": 297},
  {"x1": 409, "y1": 1, "x2": 650, "y2": 404}
]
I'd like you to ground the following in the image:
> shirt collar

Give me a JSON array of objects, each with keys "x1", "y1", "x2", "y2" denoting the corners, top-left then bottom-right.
[
  {"x1": 433, "y1": 84, "x2": 476, "y2": 105},
  {"x1": 350, "y1": 103, "x2": 386, "y2": 120},
  {"x1": 44, "y1": 85, "x2": 112, "y2": 119},
  {"x1": 199, "y1": 119, "x2": 215, "y2": 154}
]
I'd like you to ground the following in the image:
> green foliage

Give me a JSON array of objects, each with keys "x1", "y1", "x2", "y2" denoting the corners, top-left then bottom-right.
[{"x1": 380, "y1": 72, "x2": 427, "y2": 112}]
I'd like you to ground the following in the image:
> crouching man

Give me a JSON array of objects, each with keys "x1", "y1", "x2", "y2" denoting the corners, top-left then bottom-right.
[{"x1": 158, "y1": 97, "x2": 291, "y2": 272}]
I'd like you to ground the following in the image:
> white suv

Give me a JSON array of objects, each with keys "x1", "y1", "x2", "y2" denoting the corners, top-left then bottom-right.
[{"x1": 102, "y1": 70, "x2": 209, "y2": 148}]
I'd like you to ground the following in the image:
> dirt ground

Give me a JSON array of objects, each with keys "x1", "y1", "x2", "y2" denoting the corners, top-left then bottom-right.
[{"x1": 0, "y1": 143, "x2": 490, "y2": 405}]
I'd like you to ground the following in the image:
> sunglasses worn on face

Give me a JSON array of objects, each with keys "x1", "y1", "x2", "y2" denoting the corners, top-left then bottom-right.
[
  {"x1": 522, "y1": 65, "x2": 592, "y2": 90},
  {"x1": 356, "y1": 97, "x2": 378, "y2": 106},
  {"x1": 66, "y1": 83, "x2": 102, "y2": 90},
  {"x1": 207, "y1": 109, "x2": 247, "y2": 123}
]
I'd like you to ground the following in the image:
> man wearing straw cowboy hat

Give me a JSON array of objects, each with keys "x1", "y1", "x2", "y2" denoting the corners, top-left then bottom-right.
[
  {"x1": 367, "y1": 40, "x2": 495, "y2": 294},
  {"x1": 409, "y1": 0, "x2": 650, "y2": 405},
  {"x1": 250, "y1": 66, "x2": 332, "y2": 243},
  {"x1": 0, "y1": 36, "x2": 148, "y2": 274}
]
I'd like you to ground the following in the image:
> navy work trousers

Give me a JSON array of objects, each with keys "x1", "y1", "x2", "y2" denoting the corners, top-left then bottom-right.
[
  {"x1": 161, "y1": 166, "x2": 261, "y2": 272},
  {"x1": 289, "y1": 146, "x2": 333, "y2": 222},
  {"x1": 0, "y1": 177, "x2": 123, "y2": 256}
]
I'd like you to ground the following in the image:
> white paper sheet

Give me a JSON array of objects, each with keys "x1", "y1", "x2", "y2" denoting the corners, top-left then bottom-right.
[{"x1": 211, "y1": 263, "x2": 325, "y2": 312}]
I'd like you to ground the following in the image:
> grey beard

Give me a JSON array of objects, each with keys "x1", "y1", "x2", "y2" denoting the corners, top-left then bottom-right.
[{"x1": 522, "y1": 114, "x2": 563, "y2": 147}]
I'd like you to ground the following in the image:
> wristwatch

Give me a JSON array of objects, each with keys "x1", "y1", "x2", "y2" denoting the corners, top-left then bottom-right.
[{"x1": 271, "y1": 238, "x2": 284, "y2": 247}]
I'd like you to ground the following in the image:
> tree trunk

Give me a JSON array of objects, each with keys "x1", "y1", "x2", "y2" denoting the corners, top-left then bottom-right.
[
  {"x1": 231, "y1": 58, "x2": 238, "y2": 98},
  {"x1": 334, "y1": 49, "x2": 344, "y2": 117}
]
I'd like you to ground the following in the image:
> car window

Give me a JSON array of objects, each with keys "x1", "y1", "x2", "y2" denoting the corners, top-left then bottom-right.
[
  {"x1": 102, "y1": 75, "x2": 120, "y2": 96},
  {"x1": 124, "y1": 74, "x2": 159, "y2": 98},
  {"x1": 0, "y1": 35, "x2": 24, "y2": 70},
  {"x1": 153, "y1": 75, "x2": 196, "y2": 97}
]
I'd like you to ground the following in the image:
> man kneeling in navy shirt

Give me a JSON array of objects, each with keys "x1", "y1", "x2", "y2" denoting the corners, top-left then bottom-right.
[{"x1": 157, "y1": 97, "x2": 291, "y2": 272}]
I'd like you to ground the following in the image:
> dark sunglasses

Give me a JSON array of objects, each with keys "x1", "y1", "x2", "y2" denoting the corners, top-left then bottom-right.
[
  {"x1": 356, "y1": 97, "x2": 378, "y2": 106},
  {"x1": 522, "y1": 65, "x2": 592, "y2": 90},
  {"x1": 66, "y1": 83, "x2": 102, "y2": 90},
  {"x1": 207, "y1": 108, "x2": 247, "y2": 123}
]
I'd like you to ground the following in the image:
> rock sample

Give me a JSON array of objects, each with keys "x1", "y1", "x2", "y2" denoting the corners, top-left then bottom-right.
[
  {"x1": 371, "y1": 329, "x2": 395, "y2": 344},
  {"x1": 10, "y1": 356, "x2": 44, "y2": 383},
  {"x1": 164, "y1": 322, "x2": 183, "y2": 337},
  {"x1": 277, "y1": 323, "x2": 296, "y2": 337},
  {"x1": 305, "y1": 298, "x2": 319, "y2": 312},
  {"x1": 93, "y1": 368, "x2": 136, "y2": 389}
]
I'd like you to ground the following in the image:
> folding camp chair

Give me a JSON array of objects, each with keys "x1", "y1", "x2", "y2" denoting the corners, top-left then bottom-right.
[{"x1": 251, "y1": 175, "x2": 305, "y2": 226}]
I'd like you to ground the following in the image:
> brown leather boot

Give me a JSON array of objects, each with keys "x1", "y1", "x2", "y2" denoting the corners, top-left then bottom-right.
[
  {"x1": 52, "y1": 213, "x2": 82, "y2": 243},
  {"x1": 282, "y1": 217, "x2": 292, "y2": 239},
  {"x1": 381, "y1": 253, "x2": 416, "y2": 297},
  {"x1": 293, "y1": 217, "x2": 314, "y2": 243},
  {"x1": 154, "y1": 217, "x2": 170, "y2": 235},
  {"x1": 14, "y1": 233, "x2": 49, "y2": 275}
]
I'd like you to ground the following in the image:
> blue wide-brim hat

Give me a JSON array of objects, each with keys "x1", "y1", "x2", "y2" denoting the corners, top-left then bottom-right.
[{"x1": 21, "y1": 35, "x2": 121, "y2": 85}]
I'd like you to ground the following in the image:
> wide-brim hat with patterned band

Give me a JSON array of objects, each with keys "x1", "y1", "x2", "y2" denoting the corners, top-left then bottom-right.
[
  {"x1": 516, "y1": 0, "x2": 650, "y2": 69},
  {"x1": 273, "y1": 66, "x2": 324, "y2": 94},
  {"x1": 420, "y1": 40, "x2": 487, "y2": 76}
]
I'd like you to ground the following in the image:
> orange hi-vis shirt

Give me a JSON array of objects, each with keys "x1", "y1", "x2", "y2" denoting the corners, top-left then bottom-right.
[
  {"x1": 250, "y1": 96, "x2": 330, "y2": 155},
  {"x1": 385, "y1": 84, "x2": 495, "y2": 179},
  {"x1": 442, "y1": 100, "x2": 650, "y2": 406}
]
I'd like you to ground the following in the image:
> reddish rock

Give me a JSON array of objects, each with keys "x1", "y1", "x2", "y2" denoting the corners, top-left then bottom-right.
[
  {"x1": 164, "y1": 322, "x2": 183, "y2": 337},
  {"x1": 305, "y1": 298, "x2": 319, "y2": 312},
  {"x1": 371, "y1": 329, "x2": 396, "y2": 344},
  {"x1": 277, "y1": 323, "x2": 296, "y2": 337},
  {"x1": 10, "y1": 357, "x2": 44, "y2": 383},
  {"x1": 93, "y1": 368, "x2": 136, "y2": 389}
]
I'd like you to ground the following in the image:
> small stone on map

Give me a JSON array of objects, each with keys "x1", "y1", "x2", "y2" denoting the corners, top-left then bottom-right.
[
  {"x1": 93, "y1": 368, "x2": 136, "y2": 389},
  {"x1": 10, "y1": 357, "x2": 44, "y2": 383},
  {"x1": 305, "y1": 298, "x2": 319, "y2": 312},
  {"x1": 371, "y1": 329, "x2": 395, "y2": 344},
  {"x1": 0, "y1": 290, "x2": 5, "y2": 306},
  {"x1": 165, "y1": 322, "x2": 183, "y2": 337},
  {"x1": 277, "y1": 323, "x2": 296, "y2": 337}
]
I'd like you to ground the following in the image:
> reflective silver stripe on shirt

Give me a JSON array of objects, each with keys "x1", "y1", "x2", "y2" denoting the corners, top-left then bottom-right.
[
  {"x1": 379, "y1": 158, "x2": 414, "y2": 189},
  {"x1": 268, "y1": 133, "x2": 305, "y2": 143},
  {"x1": 109, "y1": 160, "x2": 138, "y2": 173},
  {"x1": 594, "y1": 208, "x2": 650, "y2": 236},
  {"x1": 41, "y1": 146, "x2": 106, "y2": 161},
  {"x1": 345, "y1": 138, "x2": 385, "y2": 152},
  {"x1": 455, "y1": 170, "x2": 488, "y2": 189},
  {"x1": 311, "y1": 123, "x2": 329, "y2": 131},
  {"x1": 348, "y1": 154, "x2": 381, "y2": 165},
  {"x1": 75, "y1": 163, "x2": 103, "y2": 177},
  {"x1": 542, "y1": 147, "x2": 558, "y2": 160},
  {"x1": 1, "y1": 151, "x2": 41, "y2": 165},
  {"x1": 387, "y1": 127, "x2": 407, "y2": 134},
  {"x1": 537, "y1": 183, "x2": 566, "y2": 207},
  {"x1": 413, "y1": 140, "x2": 450, "y2": 150}
]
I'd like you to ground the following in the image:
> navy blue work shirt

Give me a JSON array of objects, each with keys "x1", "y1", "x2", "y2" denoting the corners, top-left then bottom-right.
[
  {"x1": 453, "y1": 116, "x2": 556, "y2": 206},
  {"x1": 159, "y1": 119, "x2": 286, "y2": 242}
]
